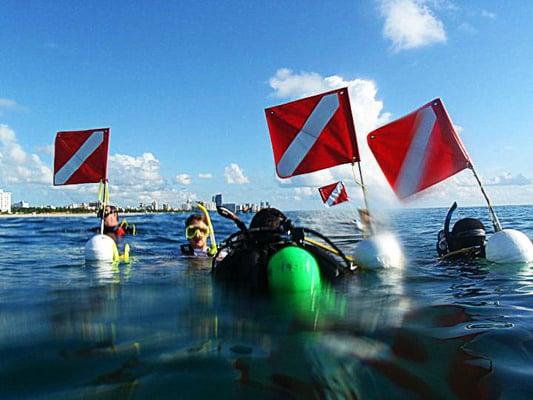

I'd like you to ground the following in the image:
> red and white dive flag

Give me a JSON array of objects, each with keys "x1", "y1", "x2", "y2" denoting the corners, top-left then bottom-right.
[
  {"x1": 54, "y1": 128, "x2": 110, "y2": 186},
  {"x1": 265, "y1": 88, "x2": 359, "y2": 179},
  {"x1": 319, "y1": 181, "x2": 349, "y2": 207},
  {"x1": 367, "y1": 99, "x2": 471, "y2": 199}
]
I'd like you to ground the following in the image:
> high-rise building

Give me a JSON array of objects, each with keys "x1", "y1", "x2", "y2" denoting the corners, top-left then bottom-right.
[
  {"x1": 222, "y1": 203, "x2": 237, "y2": 213},
  {"x1": 0, "y1": 189, "x2": 12, "y2": 213},
  {"x1": 213, "y1": 193, "x2": 223, "y2": 208}
]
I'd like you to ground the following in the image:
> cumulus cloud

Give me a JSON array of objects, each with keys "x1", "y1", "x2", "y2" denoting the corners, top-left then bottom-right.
[
  {"x1": 109, "y1": 153, "x2": 165, "y2": 189},
  {"x1": 0, "y1": 127, "x2": 198, "y2": 207},
  {"x1": 224, "y1": 163, "x2": 249, "y2": 184},
  {"x1": 485, "y1": 173, "x2": 531, "y2": 186},
  {"x1": 198, "y1": 172, "x2": 213, "y2": 179},
  {"x1": 175, "y1": 173, "x2": 192, "y2": 185},
  {"x1": 293, "y1": 187, "x2": 316, "y2": 201},
  {"x1": 0, "y1": 124, "x2": 52, "y2": 185},
  {"x1": 104, "y1": 153, "x2": 197, "y2": 206},
  {"x1": 380, "y1": 0, "x2": 446, "y2": 51}
]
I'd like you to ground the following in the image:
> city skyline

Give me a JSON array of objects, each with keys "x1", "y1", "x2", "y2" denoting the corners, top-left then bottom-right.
[
  {"x1": 1, "y1": 1, "x2": 532, "y2": 211},
  {"x1": 1, "y1": 187, "x2": 271, "y2": 214}
]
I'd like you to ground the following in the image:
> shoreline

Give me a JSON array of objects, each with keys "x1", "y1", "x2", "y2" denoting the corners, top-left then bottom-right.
[{"x1": 0, "y1": 212, "x2": 155, "y2": 219}]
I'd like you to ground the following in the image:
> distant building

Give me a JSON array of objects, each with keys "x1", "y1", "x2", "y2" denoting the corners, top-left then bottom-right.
[
  {"x1": 162, "y1": 203, "x2": 170, "y2": 211},
  {"x1": 151, "y1": 200, "x2": 158, "y2": 211},
  {"x1": 181, "y1": 199, "x2": 193, "y2": 211},
  {"x1": 212, "y1": 193, "x2": 223, "y2": 208},
  {"x1": 222, "y1": 203, "x2": 237, "y2": 214},
  {"x1": 0, "y1": 189, "x2": 12, "y2": 213},
  {"x1": 12, "y1": 201, "x2": 29, "y2": 209}
]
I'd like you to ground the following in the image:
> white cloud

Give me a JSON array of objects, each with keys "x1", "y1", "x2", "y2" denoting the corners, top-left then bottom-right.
[
  {"x1": 0, "y1": 124, "x2": 52, "y2": 185},
  {"x1": 0, "y1": 128, "x2": 198, "y2": 207},
  {"x1": 0, "y1": 98, "x2": 17, "y2": 109},
  {"x1": 0, "y1": 98, "x2": 26, "y2": 116},
  {"x1": 266, "y1": 68, "x2": 533, "y2": 209},
  {"x1": 35, "y1": 144, "x2": 54, "y2": 156},
  {"x1": 198, "y1": 172, "x2": 212, "y2": 179},
  {"x1": 481, "y1": 10, "x2": 496, "y2": 19},
  {"x1": 293, "y1": 187, "x2": 315, "y2": 197},
  {"x1": 108, "y1": 152, "x2": 165, "y2": 190},
  {"x1": 485, "y1": 173, "x2": 531, "y2": 186},
  {"x1": 224, "y1": 163, "x2": 249, "y2": 184},
  {"x1": 105, "y1": 153, "x2": 196, "y2": 207},
  {"x1": 380, "y1": 0, "x2": 447, "y2": 51},
  {"x1": 175, "y1": 173, "x2": 192, "y2": 185}
]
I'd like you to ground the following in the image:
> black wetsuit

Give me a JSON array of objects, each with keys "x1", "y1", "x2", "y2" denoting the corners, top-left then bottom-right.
[{"x1": 212, "y1": 230, "x2": 347, "y2": 291}]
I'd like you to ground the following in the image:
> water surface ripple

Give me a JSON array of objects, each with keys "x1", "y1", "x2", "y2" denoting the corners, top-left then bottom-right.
[{"x1": 0, "y1": 206, "x2": 532, "y2": 399}]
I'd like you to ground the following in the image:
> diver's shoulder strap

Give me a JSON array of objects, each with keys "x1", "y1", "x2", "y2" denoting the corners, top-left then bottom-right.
[{"x1": 440, "y1": 245, "x2": 481, "y2": 261}]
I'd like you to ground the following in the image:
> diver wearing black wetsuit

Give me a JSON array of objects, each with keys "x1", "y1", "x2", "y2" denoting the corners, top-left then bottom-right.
[
  {"x1": 436, "y1": 202, "x2": 486, "y2": 260},
  {"x1": 212, "y1": 208, "x2": 352, "y2": 291}
]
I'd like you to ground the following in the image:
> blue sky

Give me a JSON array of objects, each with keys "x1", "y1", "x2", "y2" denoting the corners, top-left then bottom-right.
[{"x1": 1, "y1": 0, "x2": 532, "y2": 210}]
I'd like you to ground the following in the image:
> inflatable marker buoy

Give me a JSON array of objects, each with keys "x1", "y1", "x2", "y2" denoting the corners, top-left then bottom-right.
[
  {"x1": 85, "y1": 234, "x2": 117, "y2": 262},
  {"x1": 352, "y1": 233, "x2": 404, "y2": 270},
  {"x1": 267, "y1": 246, "x2": 322, "y2": 292},
  {"x1": 486, "y1": 229, "x2": 533, "y2": 264}
]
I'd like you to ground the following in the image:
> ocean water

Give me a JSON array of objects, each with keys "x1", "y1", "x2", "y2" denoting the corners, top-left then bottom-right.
[{"x1": 0, "y1": 206, "x2": 532, "y2": 399}]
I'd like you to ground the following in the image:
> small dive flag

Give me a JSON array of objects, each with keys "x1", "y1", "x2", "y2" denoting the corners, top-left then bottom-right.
[
  {"x1": 265, "y1": 88, "x2": 359, "y2": 179},
  {"x1": 54, "y1": 128, "x2": 110, "y2": 186},
  {"x1": 319, "y1": 181, "x2": 349, "y2": 207},
  {"x1": 367, "y1": 99, "x2": 471, "y2": 199}
]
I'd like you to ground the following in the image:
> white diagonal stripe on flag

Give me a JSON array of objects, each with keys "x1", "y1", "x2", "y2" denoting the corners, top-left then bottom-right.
[
  {"x1": 54, "y1": 130, "x2": 105, "y2": 185},
  {"x1": 395, "y1": 106, "x2": 437, "y2": 198},
  {"x1": 277, "y1": 93, "x2": 339, "y2": 178},
  {"x1": 326, "y1": 181, "x2": 345, "y2": 207}
]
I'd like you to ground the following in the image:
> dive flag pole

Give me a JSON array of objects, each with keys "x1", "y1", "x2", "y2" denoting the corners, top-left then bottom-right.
[
  {"x1": 98, "y1": 179, "x2": 109, "y2": 235},
  {"x1": 351, "y1": 160, "x2": 373, "y2": 236},
  {"x1": 100, "y1": 181, "x2": 105, "y2": 235},
  {"x1": 468, "y1": 163, "x2": 502, "y2": 232}
]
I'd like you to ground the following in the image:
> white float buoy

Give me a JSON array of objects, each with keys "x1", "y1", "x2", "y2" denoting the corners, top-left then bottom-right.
[
  {"x1": 85, "y1": 234, "x2": 117, "y2": 262},
  {"x1": 352, "y1": 233, "x2": 404, "y2": 270},
  {"x1": 485, "y1": 229, "x2": 533, "y2": 264}
]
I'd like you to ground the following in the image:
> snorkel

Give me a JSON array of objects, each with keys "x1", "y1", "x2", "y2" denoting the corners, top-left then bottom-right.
[{"x1": 444, "y1": 201, "x2": 457, "y2": 249}]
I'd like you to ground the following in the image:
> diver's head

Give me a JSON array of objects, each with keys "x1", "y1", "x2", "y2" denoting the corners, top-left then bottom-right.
[
  {"x1": 185, "y1": 214, "x2": 209, "y2": 250},
  {"x1": 99, "y1": 205, "x2": 119, "y2": 229},
  {"x1": 450, "y1": 218, "x2": 486, "y2": 251},
  {"x1": 250, "y1": 208, "x2": 286, "y2": 230}
]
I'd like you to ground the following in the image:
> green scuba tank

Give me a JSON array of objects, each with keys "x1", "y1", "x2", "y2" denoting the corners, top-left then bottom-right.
[{"x1": 267, "y1": 246, "x2": 322, "y2": 292}]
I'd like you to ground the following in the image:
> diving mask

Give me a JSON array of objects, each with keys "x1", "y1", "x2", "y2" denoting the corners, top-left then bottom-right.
[{"x1": 186, "y1": 225, "x2": 209, "y2": 239}]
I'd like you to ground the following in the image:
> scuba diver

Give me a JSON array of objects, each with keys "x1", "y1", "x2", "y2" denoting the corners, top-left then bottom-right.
[
  {"x1": 212, "y1": 207, "x2": 354, "y2": 292},
  {"x1": 436, "y1": 202, "x2": 487, "y2": 260},
  {"x1": 180, "y1": 203, "x2": 217, "y2": 257},
  {"x1": 92, "y1": 205, "x2": 136, "y2": 241}
]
